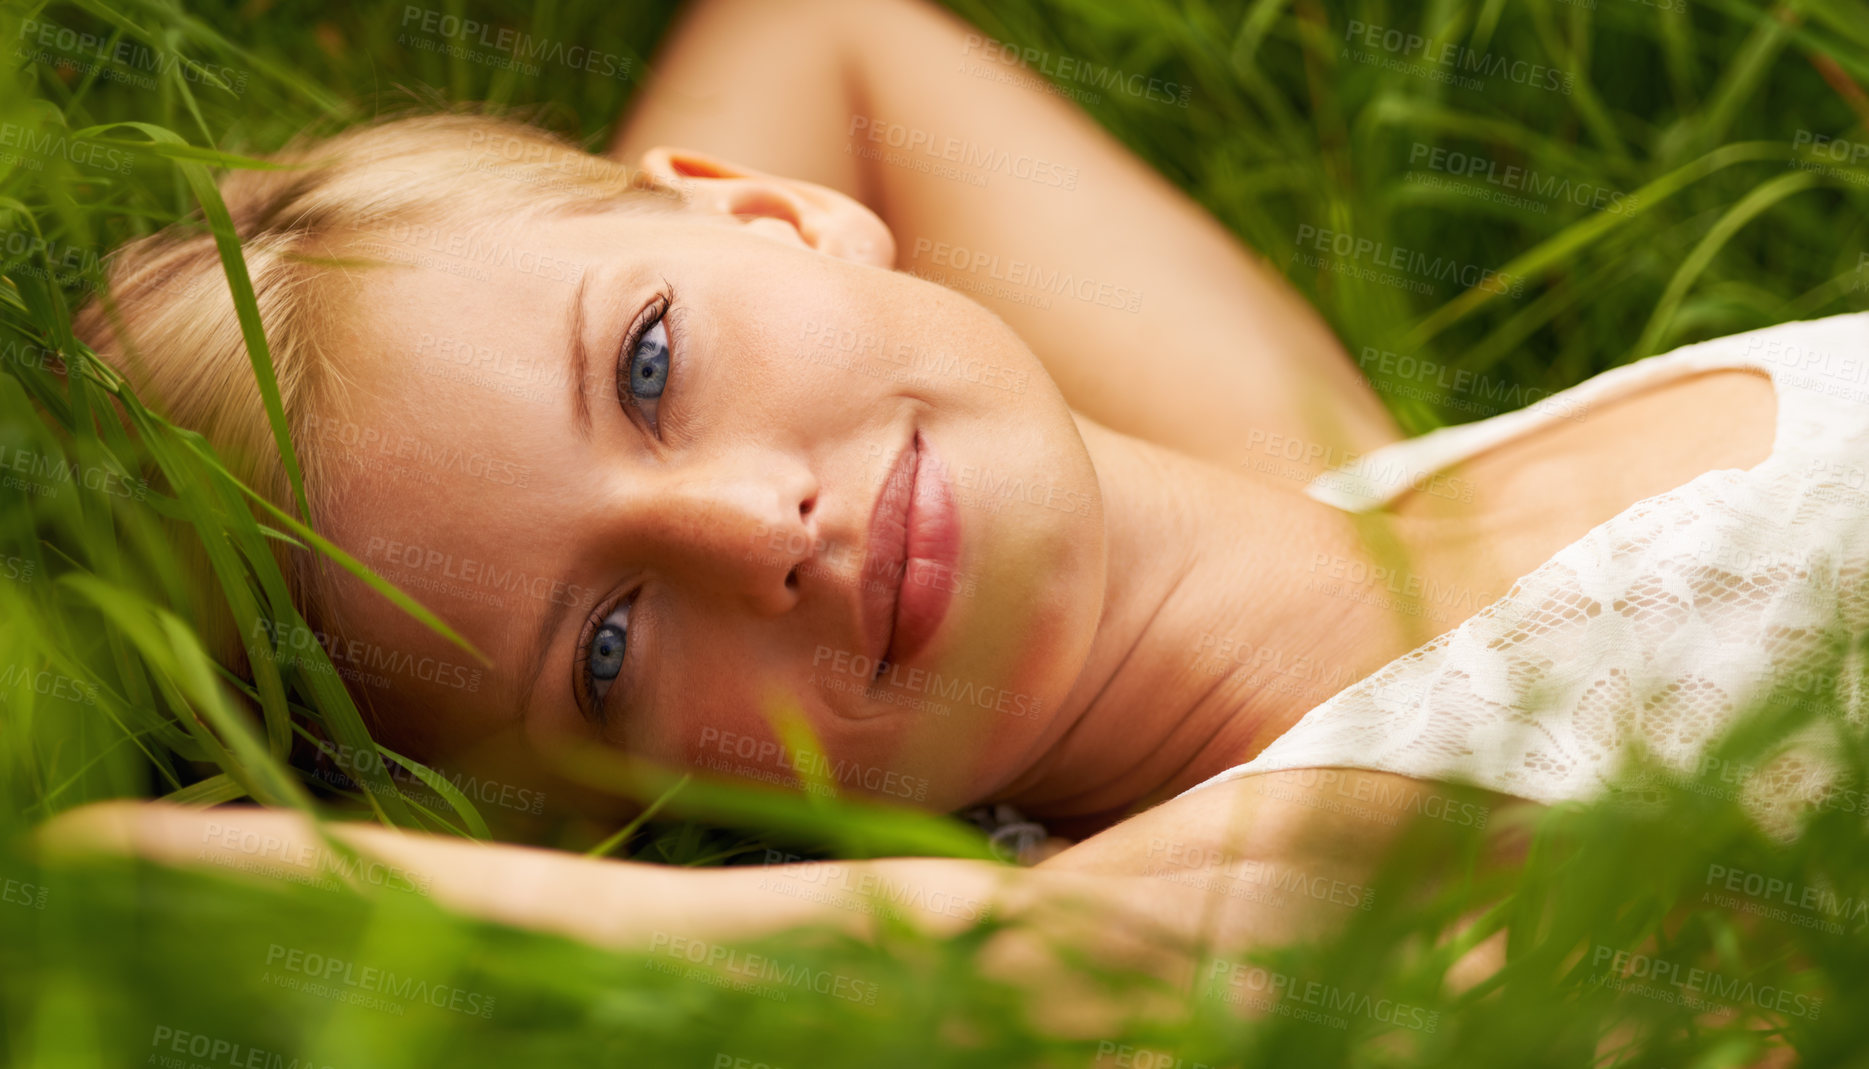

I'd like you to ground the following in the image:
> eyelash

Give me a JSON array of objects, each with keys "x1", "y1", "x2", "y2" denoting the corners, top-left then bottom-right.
[
  {"x1": 618, "y1": 289, "x2": 676, "y2": 437},
  {"x1": 577, "y1": 287, "x2": 680, "y2": 722},
  {"x1": 577, "y1": 593, "x2": 639, "y2": 723}
]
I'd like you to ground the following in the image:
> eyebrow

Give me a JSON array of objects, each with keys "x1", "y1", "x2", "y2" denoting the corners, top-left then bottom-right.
[
  {"x1": 567, "y1": 270, "x2": 593, "y2": 440},
  {"x1": 514, "y1": 575, "x2": 584, "y2": 726},
  {"x1": 513, "y1": 273, "x2": 596, "y2": 721}
]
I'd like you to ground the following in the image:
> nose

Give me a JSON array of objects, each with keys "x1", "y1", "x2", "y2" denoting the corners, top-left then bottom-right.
[{"x1": 643, "y1": 449, "x2": 820, "y2": 615}]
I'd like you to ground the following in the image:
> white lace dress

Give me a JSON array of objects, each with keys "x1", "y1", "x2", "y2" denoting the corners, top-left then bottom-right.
[{"x1": 1181, "y1": 312, "x2": 1869, "y2": 820}]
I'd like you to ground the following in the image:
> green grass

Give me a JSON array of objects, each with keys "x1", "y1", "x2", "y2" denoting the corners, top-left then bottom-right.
[{"x1": 5, "y1": 0, "x2": 1869, "y2": 1064}]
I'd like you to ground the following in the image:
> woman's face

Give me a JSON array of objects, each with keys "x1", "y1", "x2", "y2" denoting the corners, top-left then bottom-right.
[{"x1": 317, "y1": 155, "x2": 1107, "y2": 814}]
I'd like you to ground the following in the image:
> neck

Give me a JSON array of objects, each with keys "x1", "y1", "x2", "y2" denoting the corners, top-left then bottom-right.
[{"x1": 993, "y1": 417, "x2": 1455, "y2": 831}]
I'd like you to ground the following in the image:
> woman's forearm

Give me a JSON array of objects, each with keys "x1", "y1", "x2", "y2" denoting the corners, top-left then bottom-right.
[
  {"x1": 32, "y1": 772, "x2": 1507, "y2": 1032},
  {"x1": 34, "y1": 801, "x2": 976, "y2": 946},
  {"x1": 31, "y1": 798, "x2": 1328, "y2": 1027},
  {"x1": 32, "y1": 802, "x2": 1192, "y2": 966}
]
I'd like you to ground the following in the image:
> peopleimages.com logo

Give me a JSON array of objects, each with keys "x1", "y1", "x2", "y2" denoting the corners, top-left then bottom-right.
[
  {"x1": 812, "y1": 645, "x2": 1043, "y2": 718},
  {"x1": 264, "y1": 944, "x2": 495, "y2": 1018}
]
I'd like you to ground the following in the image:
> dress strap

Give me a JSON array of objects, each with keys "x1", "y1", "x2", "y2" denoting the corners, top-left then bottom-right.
[{"x1": 1308, "y1": 341, "x2": 1780, "y2": 513}]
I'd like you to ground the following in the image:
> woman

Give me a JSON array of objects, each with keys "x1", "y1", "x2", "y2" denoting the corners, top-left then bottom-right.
[{"x1": 48, "y1": 0, "x2": 1856, "y2": 997}]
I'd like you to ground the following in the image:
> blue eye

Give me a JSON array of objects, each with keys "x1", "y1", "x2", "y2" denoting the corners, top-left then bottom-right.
[
  {"x1": 623, "y1": 316, "x2": 670, "y2": 432},
  {"x1": 585, "y1": 602, "x2": 631, "y2": 707}
]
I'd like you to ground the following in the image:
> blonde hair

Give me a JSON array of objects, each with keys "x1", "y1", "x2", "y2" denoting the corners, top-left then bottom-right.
[{"x1": 74, "y1": 111, "x2": 672, "y2": 686}]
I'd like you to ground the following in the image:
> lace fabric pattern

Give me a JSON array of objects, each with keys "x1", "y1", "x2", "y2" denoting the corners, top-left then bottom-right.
[{"x1": 1183, "y1": 313, "x2": 1869, "y2": 819}]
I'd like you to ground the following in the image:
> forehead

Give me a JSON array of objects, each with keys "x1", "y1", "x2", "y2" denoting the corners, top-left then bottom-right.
[{"x1": 310, "y1": 211, "x2": 636, "y2": 749}]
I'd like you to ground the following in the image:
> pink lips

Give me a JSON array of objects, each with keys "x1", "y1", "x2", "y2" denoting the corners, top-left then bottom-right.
[{"x1": 861, "y1": 431, "x2": 960, "y2": 675}]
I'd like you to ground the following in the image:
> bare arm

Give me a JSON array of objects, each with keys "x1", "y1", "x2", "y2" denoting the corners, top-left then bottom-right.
[
  {"x1": 31, "y1": 797, "x2": 1236, "y2": 1026},
  {"x1": 32, "y1": 768, "x2": 1487, "y2": 1000},
  {"x1": 610, "y1": 0, "x2": 1401, "y2": 473}
]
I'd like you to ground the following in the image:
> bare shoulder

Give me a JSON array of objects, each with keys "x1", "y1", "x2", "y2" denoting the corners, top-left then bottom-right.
[{"x1": 1400, "y1": 367, "x2": 1777, "y2": 526}]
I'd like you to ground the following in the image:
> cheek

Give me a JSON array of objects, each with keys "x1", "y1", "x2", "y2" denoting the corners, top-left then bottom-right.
[
  {"x1": 639, "y1": 627, "x2": 946, "y2": 802},
  {"x1": 632, "y1": 621, "x2": 838, "y2": 778}
]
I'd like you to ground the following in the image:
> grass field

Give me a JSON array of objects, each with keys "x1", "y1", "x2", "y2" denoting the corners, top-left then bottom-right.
[{"x1": 5, "y1": 0, "x2": 1869, "y2": 1064}]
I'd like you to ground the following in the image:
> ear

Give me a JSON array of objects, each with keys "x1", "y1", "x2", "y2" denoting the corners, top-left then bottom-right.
[{"x1": 639, "y1": 146, "x2": 895, "y2": 268}]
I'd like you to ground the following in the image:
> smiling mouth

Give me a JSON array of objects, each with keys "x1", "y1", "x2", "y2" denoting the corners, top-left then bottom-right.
[{"x1": 859, "y1": 430, "x2": 961, "y2": 683}]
